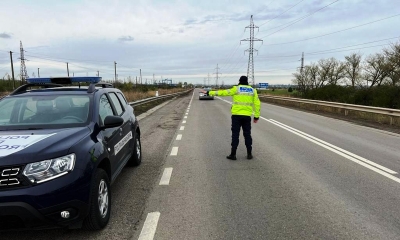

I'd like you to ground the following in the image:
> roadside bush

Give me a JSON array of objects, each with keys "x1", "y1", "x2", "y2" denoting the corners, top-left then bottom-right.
[
  {"x1": 305, "y1": 85, "x2": 355, "y2": 103},
  {"x1": 288, "y1": 87, "x2": 293, "y2": 92},
  {"x1": 304, "y1": 85, "x2": 400, "y2": 109}
]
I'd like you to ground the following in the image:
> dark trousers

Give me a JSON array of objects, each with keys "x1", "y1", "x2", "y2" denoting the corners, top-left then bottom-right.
[{"x1": 231, "y1": 115, "x2": 252, "y2": 151}]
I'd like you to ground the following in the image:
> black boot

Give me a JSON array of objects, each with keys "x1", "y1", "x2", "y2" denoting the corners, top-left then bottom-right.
[
  {"x1": 247, "y1": 149, "x2": 253, "y2": 160},
  {"x1": 227, "y1": 148, "x2": 237, "y2": 160}
]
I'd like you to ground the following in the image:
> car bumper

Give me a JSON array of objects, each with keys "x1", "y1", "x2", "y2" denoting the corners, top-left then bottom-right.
[
  {"x1": 199, "y1": 95, "x2": 214, "y2": 100},
  {"x1": 0, "y1": 168, "x2": 91, "y2": 230}
]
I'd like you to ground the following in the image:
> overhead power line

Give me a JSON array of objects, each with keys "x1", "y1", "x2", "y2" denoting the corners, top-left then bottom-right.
[
  {"x1": 258, "y1": 0, "x2": 339, "y2": 38},
  {"x1": 258, "y1": 36, "x2": 400, "y2": 58},
  {"x1": 258, "y1": 0, "x2": 306, "y2": 27},
  {"x1": 264, "y1": 13, "x2": 400, "y2": 46},
  {"x1": 25, "y1": 51, "x2": 113, "y2": 63}
]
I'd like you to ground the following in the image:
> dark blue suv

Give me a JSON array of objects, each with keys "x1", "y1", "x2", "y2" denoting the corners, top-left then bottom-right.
[{"x1": 0, "y1": 77, "x2": 141, "y2": 230}]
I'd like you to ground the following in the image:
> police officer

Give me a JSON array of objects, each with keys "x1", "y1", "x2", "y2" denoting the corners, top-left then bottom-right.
[{"x1": 202, "y1": 76, "x2": 261, "y2": 160}]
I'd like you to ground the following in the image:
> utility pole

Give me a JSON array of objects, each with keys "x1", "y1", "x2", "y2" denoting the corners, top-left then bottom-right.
[
  {"x1": 114, "y1": 61, "x2": 117, "y2": 82},
  {"x1": 300, "y1": 52, "x2": 304, "y2": 74},
  {"x1": 214, "y1": 64, "x2": 220, "y2": 87},
  {"x1": 207, "y1": 73, "x2": 210, "y2": 86},
  {"x1": 66, "y1": 62, "x2": 70, "y2": 77},
  {"x1": 204, "y1": 77, "x2": 206, "y2": 87},
  {"x1": 9, "y1": 51, "x2": 15, "y2": 89},
  {"x1": 140, "y1": 69, "x2": 142, "y2": 85},
  {"x1": 97, "y1": 70, "x2": 99, "y2": 77},
  {"x1": 153, "y1": 73, "x2": 155, "y2": 84},
  {"x1": 38, "y1": 68, "x2": 40, "y2": 78},
  {"x1": 20, "y1": 41, "x2": 28, "y2": 85},
  {"x1": 241, "y1": 15, "x2": 263, "y2": 87},
  {"x1": 135, "y1": 76, "x2": 137, "y2": 87}
]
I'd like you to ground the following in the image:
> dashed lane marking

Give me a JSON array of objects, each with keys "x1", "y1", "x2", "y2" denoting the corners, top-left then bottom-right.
[
  {"x1": 170, "y1": 147, "x2": 179, "y2": 156},
  {"x1": 138, "y1": 212, "x2": 161, "y2": 240},
  {"x1": 176, "y1": 134, "x2": 182, "y2": 140},
  {"x1": 159, "y1": 168, "x2": 173, "y2": 185}
]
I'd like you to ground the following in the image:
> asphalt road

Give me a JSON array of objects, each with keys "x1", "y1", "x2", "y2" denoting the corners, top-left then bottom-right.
[
  {"x1": 3, "y1": 89, "x2": 400, "y2": 239},
  {"x1": 132, "y1": 89, "x2": 400, "y2": 240},
  {"x1": 2, "y1": 94, "x2": 191, "y2": 240}
]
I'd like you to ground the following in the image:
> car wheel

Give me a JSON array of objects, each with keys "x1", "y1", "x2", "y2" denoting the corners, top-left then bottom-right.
[
  {"x1": 127, "y1": 134, "x2": 141, "y2": 167},
  {"x1": 83, "y1": 169, "x2": 111, "y2": 230}
]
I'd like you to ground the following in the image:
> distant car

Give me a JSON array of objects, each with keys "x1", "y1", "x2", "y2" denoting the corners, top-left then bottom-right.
[
  {"x1": 199, "y1": 88, "x2": 214, "y2": 100},
  {"x1": 0, "y1": 77, "x2": 141, "y2": 230}
]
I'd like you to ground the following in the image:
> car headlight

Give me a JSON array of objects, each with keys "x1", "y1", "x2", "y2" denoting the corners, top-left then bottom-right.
[
  {"x1": 199, "y1": 93, "x2": 204, "y2": 96},
  {"x1": 23, "y1": 153, "x2": 76, "y2": 184}
]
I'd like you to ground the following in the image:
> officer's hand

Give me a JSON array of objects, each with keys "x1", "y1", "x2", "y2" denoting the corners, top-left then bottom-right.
[
  {"x1": 200, "y1": 90, "x2": 207, "y2": 94},
  {"x1": 253, "y1": 118, "x2": 259, "y2": 123}
]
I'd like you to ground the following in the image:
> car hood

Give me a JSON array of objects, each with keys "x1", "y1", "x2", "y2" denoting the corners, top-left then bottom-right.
[{"x1": 0, "y1": 127, "x2": 91, "y2": 165}]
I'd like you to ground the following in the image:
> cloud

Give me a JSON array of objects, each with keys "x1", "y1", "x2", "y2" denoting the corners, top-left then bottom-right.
[
  {"x1": 118, "y1": 36, "x2": 134, "y2": 42},
  {"x1": 0, "y1": 32, "x2": 12, "y2": 39}
]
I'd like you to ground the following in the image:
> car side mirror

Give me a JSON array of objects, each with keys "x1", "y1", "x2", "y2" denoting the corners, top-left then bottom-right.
[{"x1": 101, "y1": 116, "x2": 123, "y2": 129}]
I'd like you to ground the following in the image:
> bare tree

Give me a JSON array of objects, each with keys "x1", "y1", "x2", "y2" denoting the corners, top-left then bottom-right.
[
  {"x1": 292, "y1": 63, "x2": 319, "y2": 93},
  {"x1": 363, "y1": 53, "x2": 390, "y2": 88},
  {"x1": 328, "y1": 58, "x2": 346, "y2": 85},
  {"x1": 316, "y1": 58, "x2": 336, "y2": 87},
  {"x1": 344, "y1": 53, "x2": 362, "y2": 87},
  {"x1": 383, "y1": 42, "x2": 400, "y2": 86}
]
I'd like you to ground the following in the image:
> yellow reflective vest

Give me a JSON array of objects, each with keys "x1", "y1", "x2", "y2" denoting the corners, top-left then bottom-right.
[{"x1": 208, "y1": 85, "x2": 261, "y2": 118}]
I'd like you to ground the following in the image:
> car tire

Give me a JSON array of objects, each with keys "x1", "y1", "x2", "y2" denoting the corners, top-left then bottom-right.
[
  {"x1": 83, "y1": 169, "x2": 111, "y2": 230},
  {"x1": 127, "y1": 134, "x2": 141, "y2": 167}
]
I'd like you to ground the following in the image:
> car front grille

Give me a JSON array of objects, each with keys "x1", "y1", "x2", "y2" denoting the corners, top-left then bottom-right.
[{"x1": 0, "y1": 165, "x2": 30, "y2": 190}]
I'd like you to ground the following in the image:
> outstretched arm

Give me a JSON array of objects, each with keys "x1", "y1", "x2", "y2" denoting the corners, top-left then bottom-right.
[{"x1": 205, "y1": 86, "x2": 237, "y2": 97}]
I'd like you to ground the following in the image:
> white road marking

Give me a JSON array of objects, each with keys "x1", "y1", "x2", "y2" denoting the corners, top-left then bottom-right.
[
  {"x1": 170, "y1": 147, "x2": 179, "y2": 156},
  {"x1": 185, "y1": 113, "x2": 188, "y2": 115},
  {"x1": 182, "y1": 120, "x2": 186, "y2": 124},
  {"x1": 138, "y1": 212, "x2": 161, "y2": 240},
  {"x1": 176, "y1": 134, "x2": 182, "y2": 140},
  {"x1": 159, "y1": 168, "x2": 173, "y2": 185},
  {"x1": 180, "y1": 126, "x2": 185, "y2": 130},
  {"x1": 184, "y1": 116, "x2": 188, "y2": 119},
  {"x1": 216, "y1": 97, "x2": 232, "y2": 105},
  {"x1": 261, "y1": 117, "x2": 400, "y2": 184},
  {"x1": 216, "y1": 96, "x2": 400, "y2": 183},
  {"x1": 268, "y1": 118, "x2": 397, "y2": 174}
]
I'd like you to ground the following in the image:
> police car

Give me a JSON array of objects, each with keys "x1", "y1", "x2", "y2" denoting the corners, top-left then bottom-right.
[{"x1": 0, "y1": 77, "x2": 141, "y2": 230}]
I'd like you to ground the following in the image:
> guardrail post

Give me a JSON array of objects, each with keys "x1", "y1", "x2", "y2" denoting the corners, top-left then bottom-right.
[
  {"x1": 390, "y1": 116, "x2": 393, "y2": 125},
  {"x1": 345, "y1": 110, "x2": 348, "y2": 116}
]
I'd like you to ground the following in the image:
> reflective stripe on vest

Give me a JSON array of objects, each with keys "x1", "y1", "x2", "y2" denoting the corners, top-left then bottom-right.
[{"x1": 233, "y1": 101, "x2": 254, "y2": 106}]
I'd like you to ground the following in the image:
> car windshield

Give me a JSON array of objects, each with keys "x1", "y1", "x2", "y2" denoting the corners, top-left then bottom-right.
[{"x1": 0, "y1": 94, "x2": 90, "y2": 130}]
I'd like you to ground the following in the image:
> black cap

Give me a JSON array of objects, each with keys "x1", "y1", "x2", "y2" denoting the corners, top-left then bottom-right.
[{"x1": 239, "y1": 76, "x2": 248, "y2": 85}]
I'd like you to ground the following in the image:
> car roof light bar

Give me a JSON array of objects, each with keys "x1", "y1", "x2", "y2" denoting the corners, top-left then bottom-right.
[{"x1": 27, "y1": 77, "x2": 102, "y2": 84}]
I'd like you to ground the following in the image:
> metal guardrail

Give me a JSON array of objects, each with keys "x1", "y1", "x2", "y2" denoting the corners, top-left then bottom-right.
[
  {"x1": 259, "y1": 95, "x2": 400, "y2": 117},
  {"x1": 129, "y1": 89, "x2": 192, "y2": 107}
]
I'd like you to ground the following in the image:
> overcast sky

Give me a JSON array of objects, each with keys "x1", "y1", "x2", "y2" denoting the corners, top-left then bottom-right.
[{"x1": 0, "y1": 0, "x2": 399, "y2": 85}]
